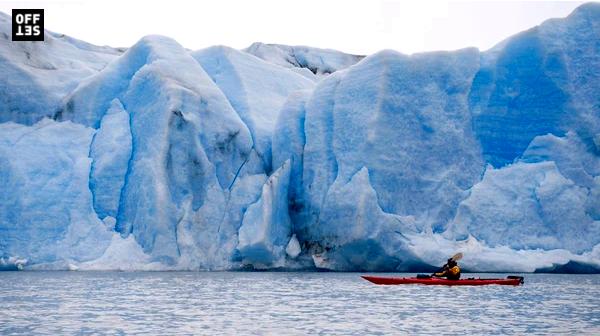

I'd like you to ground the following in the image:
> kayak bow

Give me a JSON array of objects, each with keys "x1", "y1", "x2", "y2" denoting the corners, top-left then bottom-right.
[{"x1": 361, "y1": 275, "x2": 524, "y2": 286}]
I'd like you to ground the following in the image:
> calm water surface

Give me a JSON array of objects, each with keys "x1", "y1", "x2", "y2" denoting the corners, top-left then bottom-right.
[{"x1": 0, "y1": 272, "x2": 598, "y2": 335}]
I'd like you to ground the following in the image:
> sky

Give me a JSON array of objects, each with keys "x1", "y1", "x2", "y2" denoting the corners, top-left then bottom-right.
[{"x1": 0, "y1": 0, "x2": 589, "y2": 55}]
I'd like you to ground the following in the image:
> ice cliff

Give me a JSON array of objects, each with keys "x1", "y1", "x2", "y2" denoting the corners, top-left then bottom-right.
[
  {"x1": 0, "y1": 12, "x2": 122, "y2": 125},
  {"x1": 244, "y1": 42, "x2": 364, "y2": 78},
  {"x1": 0, "y1": 4, "x2": 599, "y2": 272}
]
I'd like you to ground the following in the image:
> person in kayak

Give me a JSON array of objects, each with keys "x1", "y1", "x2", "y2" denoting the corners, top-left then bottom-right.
[{"x1": 433, "y1": 258, "x2": 461, "y2": 280}]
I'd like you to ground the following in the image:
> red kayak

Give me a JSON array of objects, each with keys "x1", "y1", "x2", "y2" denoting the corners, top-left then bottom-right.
[{"x1": 361, "y1": 275, "x2": 524, "y2": 286}]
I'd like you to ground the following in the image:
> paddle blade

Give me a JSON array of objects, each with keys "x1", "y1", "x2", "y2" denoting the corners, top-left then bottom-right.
[{"x1": 451, "y1": 252, "x2": 463, "y2": 261}]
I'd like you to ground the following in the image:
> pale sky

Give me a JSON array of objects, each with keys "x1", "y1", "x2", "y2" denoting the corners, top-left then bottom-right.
[{"x1": 0, "y1": 0, "x2": 590, "y2": 55}]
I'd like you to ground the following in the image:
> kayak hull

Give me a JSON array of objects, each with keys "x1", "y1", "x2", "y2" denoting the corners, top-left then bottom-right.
[{"x1": 361, "y1": 276, "x2": 524, "y2": 286}]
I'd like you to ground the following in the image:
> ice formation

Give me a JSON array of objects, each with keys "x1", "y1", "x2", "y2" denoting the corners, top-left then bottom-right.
[
  {"x1": 244, "y1": 42, "x2": 364, "y2": 77},
  {"x1": 0, "y1": 12, "x2": 121, "y2": 125},
  {"x1": 0, "y1": 3, "x2": 599, "y2": 272},
  {"x1": 0, "y1": 120, "x2": 112, "y2": 266},
  {"x1": 237, "y1": 160, "x2": 292, "y2": 267}
]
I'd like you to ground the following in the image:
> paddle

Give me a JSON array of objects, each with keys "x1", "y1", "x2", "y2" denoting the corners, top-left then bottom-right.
[{"x1": 451, "y1": 252, "x2": 463, "y2": 262}]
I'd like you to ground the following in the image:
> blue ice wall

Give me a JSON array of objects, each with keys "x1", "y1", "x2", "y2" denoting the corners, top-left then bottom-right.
[{"x1": 0, "y1": 4, "x2": 599, "y2": 271}]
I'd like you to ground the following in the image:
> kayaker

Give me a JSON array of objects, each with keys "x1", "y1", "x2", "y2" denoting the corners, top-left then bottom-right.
[{"x1": 433, "y1": 258, "x2": 461, "y2": 280}]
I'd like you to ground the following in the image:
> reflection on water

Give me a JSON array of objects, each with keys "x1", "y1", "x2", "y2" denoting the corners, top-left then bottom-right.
[{"x1": 0, "y1": 272, "x2": 598, "y2": 335}]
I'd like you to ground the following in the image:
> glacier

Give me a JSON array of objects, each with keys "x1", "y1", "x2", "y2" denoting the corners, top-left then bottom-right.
[
  {"x1": 0, "y1": 12, "x2": 121, "y2": 125},
  {"x1": 0, "y1": 3, "x2": 599, "y2": 272},
  {"x1": 0, "y1": 119, "x2": 112, "y2": 267},
  {"x1": 244, "y1": 42, "x2": 364, "y2": 78}
]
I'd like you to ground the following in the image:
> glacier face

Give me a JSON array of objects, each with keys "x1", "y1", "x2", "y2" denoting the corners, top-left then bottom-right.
[
  {"x1": 470, "y1": 3, "x2": 600, "y2": 168},
  {"x1": 0, "y1": 4, "x2": 599, "y2": 272},
  {"x1": 0, "y1": 12, "x2": 121, "y2": 125},
  {"x1": 237, "y1": 160, "x2": 292, "y2": 268},
  {"x1": 244, "y1": 42, "x2": 364, "y2": 78},
  {"x1": 0, "y1": 120, "x2": 112, "y2": 266},
  {"x1": 191, "y1": 46, "x2": 315, "y2": 172}
]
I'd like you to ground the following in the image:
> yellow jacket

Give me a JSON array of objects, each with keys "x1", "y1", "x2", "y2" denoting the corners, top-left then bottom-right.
[{"x1": 435, "y1": 265, "x2": 461, "y2": 280}]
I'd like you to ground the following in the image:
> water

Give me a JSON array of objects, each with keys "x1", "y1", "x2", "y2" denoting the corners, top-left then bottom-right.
[{"x1": 0, "y1": 272, "x2": 598, "y2": 335}]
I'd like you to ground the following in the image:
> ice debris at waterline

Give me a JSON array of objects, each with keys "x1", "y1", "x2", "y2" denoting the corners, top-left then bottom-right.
[{"x1": 0, "y1": 4, "x2": 599, "y2": 272}]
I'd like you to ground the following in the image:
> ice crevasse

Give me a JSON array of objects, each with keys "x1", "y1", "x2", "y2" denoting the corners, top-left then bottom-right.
[{"x1": 0, "y1": 4, "x2": 599, "y2": 272}]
